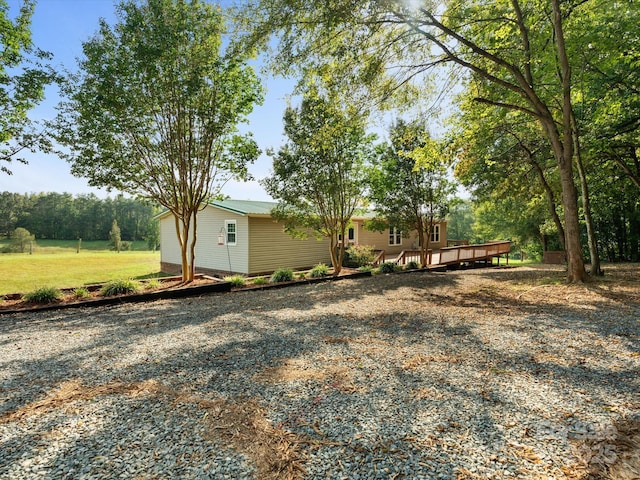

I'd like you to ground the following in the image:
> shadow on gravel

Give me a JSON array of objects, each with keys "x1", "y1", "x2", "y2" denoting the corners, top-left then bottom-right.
[{"x1": 1, "y1": 265, "x2": 639, "y2": 479}]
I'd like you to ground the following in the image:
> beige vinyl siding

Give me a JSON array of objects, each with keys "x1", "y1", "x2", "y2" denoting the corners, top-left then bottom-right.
[
  {"x1": 198, "y1": 208, "x2": 249, "y2": 274},
  {"x1": 355, "y1": 221, "x2": 447, "y2": 254},
  {"x1": 248, "y1": 217, "x2": 332, "y2": 274},
  {"x1": 159, "y1": 207, "x2": 250, "y2": 275},
  {"x1": 355, "y1": 223, "x2": 419, "y2": 256},
  {"x1": 429, "y1": 221, "x2": 447, "y2": 249}
]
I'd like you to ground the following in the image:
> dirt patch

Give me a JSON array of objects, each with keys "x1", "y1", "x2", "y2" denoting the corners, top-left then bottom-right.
[{"x1": 255, "y1": 357, "x2": 359, "y2": 395}]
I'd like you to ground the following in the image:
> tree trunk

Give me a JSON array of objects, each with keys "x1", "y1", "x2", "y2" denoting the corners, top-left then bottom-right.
[
  {"x1": 173, "y1": 213, "x2": 190, "y2": 284},
  {"x1": 572, "y1": 116, "x2": 602, "y2": 276},
  {"x1": 418, "y1": 229, "x2": 428, "y2": 267},
  {"x1": 550, "y1": 0, "x2": 589, "y2": 283},
  {"x1": 330, "y1": 234, "x2": 342, "y2": 275},
  {"x1": 530, "y1": 159, "x2": 566, "y2": 250},
  {"x1": 187, "y1": 210, "x2": 197, "y2": 283},
  {"x1": 424, "y1": 216, "x2": 433, "y2": 267}
]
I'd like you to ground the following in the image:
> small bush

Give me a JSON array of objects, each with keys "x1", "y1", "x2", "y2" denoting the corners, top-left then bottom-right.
[
  {"x1": 100, "y1": 279, "x2": 140, "y2": 296},
  {"x1": 297, "y1": 272, "x2": 307, "y2": 280},
  {"x1": 252, "y1": 276, "x2": 268, "y2": 285},
  {"x1": 309, "y1": 263, "x2": 329, "y2": 278},
  {"x1": 343, "y1": 244, "x2": 375, "y2": 268},
  {"x1": 73, "y1": 287, "x2": 91, "y2": 299},
  {"x1": 378, "y1": 262, "x2": 399, "y2": 274},
  {"x1": 120, "y1": 241, "x2": 132, "y2": 251},
  {"x1": 357, "y1": 265, "x2": 374, "y2": 273},
  {"x1": 144, "y1": 278, "x2": 161, "y2": 290},
  {"x1": 23, "y1": 286, "x2": 62, "y2": 304},
  {"x1": 405, "y1": 261, "x2": 420, "y2": 270},
  {"x1": 270, "y1": 268, "x2": 294, "y2": 283},
  {"x1": 224, "y1": 275, "x2": 246, "y2": 288}
]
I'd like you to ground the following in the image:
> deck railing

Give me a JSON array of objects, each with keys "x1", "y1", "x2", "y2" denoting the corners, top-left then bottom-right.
[
  {"x1": 430, "y1": 241, "x2": 511, "y2": 266},
  {"x1": 372, "y1": 250, "x2": 386, "y2": 266},
  {"x1": 393, "y1": 250, "x2": 425, "y2": 266}
]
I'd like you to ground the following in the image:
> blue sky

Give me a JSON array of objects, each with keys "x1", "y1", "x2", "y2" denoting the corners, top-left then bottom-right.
[{"x1": 0, "y1": 0, "x2": 294, "y2": 200}]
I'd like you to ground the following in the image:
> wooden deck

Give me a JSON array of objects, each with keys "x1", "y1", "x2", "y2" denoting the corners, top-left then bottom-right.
[{"x1": 376, "y1": 241, "x2": 511, "y2": 269}]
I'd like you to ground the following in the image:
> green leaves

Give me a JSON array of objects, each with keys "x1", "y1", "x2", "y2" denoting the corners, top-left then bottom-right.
[
  {"x1": 262, "y1": 89, "x2": 372, "y2": 271},
  {"x1": 56, "y1": 0, "x2": 263, "y2": 200},
  {"x1": 0, "y1": 0, "x2": 57, "y2": 171}
]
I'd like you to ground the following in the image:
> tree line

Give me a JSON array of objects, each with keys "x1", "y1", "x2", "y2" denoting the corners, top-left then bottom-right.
[{"x1": 0, "y1": 192, "x2": 160, "y2": 245}]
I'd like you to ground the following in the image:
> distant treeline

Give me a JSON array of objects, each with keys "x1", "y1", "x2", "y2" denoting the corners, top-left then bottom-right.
[{"x1": 0, "y1": 192, "x2": 160, "y2": 242}]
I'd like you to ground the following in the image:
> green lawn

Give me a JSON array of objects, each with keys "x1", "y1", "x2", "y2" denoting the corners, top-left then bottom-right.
[{"x1": 0, "y1": 241, "x2": 163, "y2": 295}]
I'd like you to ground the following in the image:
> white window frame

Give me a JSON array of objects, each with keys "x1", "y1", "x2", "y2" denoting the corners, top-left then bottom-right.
[
  {"x1": 338, "y1": 226, "x2": 357, "y2": 245},
  {"x1": 430, "y1": 224, "x2": 440, "y2": 243},
  {"x1": 389, "y1": 227, "x2": 402, "y2": 246},
  {"x1": 225, "y1": 220, "x2": 237, "y2": 246}
]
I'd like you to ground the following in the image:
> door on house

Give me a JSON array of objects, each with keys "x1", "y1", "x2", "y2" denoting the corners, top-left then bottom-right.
[{"x1": 339, "y1": 225, "x2": 357, "y2": 245}]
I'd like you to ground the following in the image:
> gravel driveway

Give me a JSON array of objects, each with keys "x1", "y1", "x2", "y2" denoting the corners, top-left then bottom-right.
[{"x1": 1, "y1": 265, "x2": 639, "y2": 479}]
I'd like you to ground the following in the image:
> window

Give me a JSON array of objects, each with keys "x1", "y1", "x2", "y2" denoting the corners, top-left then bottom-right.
[
  {"x1": 389, "y1": 227, "x2": 402, "y2": 246},
  {"x1": 225, "y1": 220, "x2": 237, "y2": 246},
  {"x1": 430, "y1": 224, "x2": 440, "y2": 243},
  {"x1": 338, "y1": 227, "x2": 356, "y2": 244}
]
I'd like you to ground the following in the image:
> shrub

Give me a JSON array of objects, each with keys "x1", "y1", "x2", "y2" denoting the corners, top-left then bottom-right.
[
  {"x1": 378, "y1": 262, "x2": 399, "y2": 274},
  {"x1": 224, "y1": 275, "x2": 246, "y2": 288},
  {"x1": 297, "y1": 272, "x2": 307, "y2": 280},
  {"x1": 252, "y1": 276, "x2": 268, "y2": 286},
  {"x1": 270, "y1": 268, "x2": 294, "y2": 283},
  {"x1": 120, "y1": 241, "x2": 132, "y2": 251},
  {"x1": 309, "y1": 263, "x2": 329, "y2": 278},
  {"x1": 23, "y1": 286, "x2": 62, "y2": 304},
  {"x1": 144, "y1": 278, "x2": 161, "y2": 290},
  {"x1": 405, "y1": 261, "x2": 420, "y2": 270},
  {"x1": 73, "y1": 287, "x2": 91, "y2": 299},
  {"x1": 343, "y1": 244, "x2": 375, "y2": 268},
  {"x1": 100, "y1": 279, "x2": 140, "y2": 296},
  {"x1": 358, "y1": 265, "x2": 373, "y2": 273}
]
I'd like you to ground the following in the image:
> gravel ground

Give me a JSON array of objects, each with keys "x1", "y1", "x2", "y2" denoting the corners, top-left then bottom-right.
[{"x1": 1, "y1": 264, "x2": 639, "y2": 480}]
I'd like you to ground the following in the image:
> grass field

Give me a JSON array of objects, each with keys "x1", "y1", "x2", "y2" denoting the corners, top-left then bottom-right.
[{"x1": 0, "y1": 240, "x2": 162, "y2": 295}]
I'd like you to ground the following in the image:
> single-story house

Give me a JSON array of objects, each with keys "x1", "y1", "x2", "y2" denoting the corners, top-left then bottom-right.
[{"x1": 157, "y1": 199, "x2": 447, "y2": 277}]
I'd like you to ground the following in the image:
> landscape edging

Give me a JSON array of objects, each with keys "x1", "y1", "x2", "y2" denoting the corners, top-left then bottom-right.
[{"x1": 0, "y1": 270, "x2": 373, "y2": 316}]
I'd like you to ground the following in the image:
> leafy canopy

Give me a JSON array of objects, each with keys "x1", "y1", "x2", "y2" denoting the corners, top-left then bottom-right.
[
  {"x1": 0, "y1": 0, "x2": 58, "y2": 173},
  {"x1": 56, "y1": 0, "x2": 263, "y2": 204},
  {"x1": 262, "y1": 88, "x2": 374, "y2": 273}
]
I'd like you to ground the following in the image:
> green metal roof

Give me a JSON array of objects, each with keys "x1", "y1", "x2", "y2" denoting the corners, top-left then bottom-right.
[
  {"x1": 156, "y1": 199, "x2": 376, "y2": 218},
  {"x1": 210, "y1": 199, "x2": 277, "y2": 216}
]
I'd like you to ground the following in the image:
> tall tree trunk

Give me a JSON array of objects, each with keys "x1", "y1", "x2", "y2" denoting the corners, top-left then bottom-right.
[
  {"x1": 330, "y1": 234, "x2": 342, "y2": 275},
  {"x1": 550, "y1": 0, "x2": 589, "y2": 282},
  {"x1": 174, "y1": 213, "x2": 191, "y2": 284},
  {"x1": 187, "y1": 210, "x2": 197, "y2": 283},
  {"x1": 424, "y1": 215, "x2": 433, "y2": 266},
  {"x1": 572, "y1": 114, "x2": 602, "y2": 276},
  {"x1": 530, "y1": 159, "x2": 566, "y2": 250},
  {"x1": 418, "y1": 228, "x2": 427, "y2": 266}
]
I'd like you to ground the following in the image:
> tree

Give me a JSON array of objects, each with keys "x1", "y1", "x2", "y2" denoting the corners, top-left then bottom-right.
[
  {"x1": 447, "y1": 200, "x2": 476, "y2": 244},
  {"x1": 367, "y1": 120, "x2": 455, "y2": 266},
  {"x1": 145, "y1": 216, "x2": 161, "y2": 251},
  {"x1": 451, "y1": 99, "x2": 568, "y2": 252},
  {"x1": 55, "y1": 0, "x2": 263, "y2": 282},
  {"x1": 109, "y1": 219, "x2": 122, "y2": 253},
  {"x1": 236, "y1": 0, "x2": 594, "y2": 282},
  {"x1": 0, "y1": 0, "x2": 58, "y2": 174},
  {"x1": 262, "y1": 89, "x2": 373, "y2": 274},
  {"x1": 0, "y1": 192, "x2": 27, "y2": 237},
  {"x1": 10, "y1": 227, "x2": 34, "y2": 253}
]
